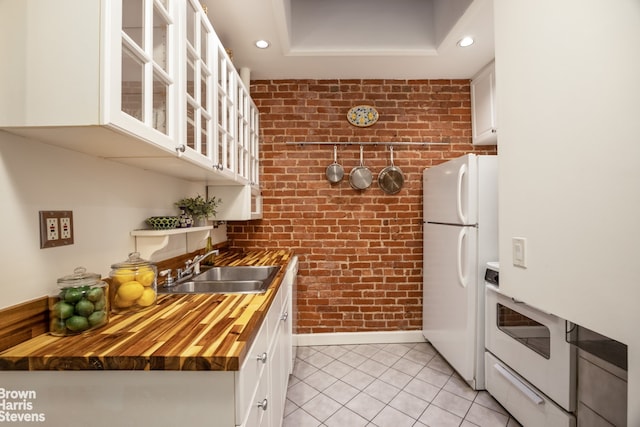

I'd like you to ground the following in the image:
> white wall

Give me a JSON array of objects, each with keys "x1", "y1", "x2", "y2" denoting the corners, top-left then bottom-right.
[
  {"x1": 494, "y1": 0, "x2": 640, "y2": 423},
  {"x1": 0, "y1": 130, "x2": 225, "y2": 309}
]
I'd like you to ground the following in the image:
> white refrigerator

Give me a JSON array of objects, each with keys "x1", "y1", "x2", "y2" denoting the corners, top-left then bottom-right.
[{"x1": 422, "y1": 153, "x2": 498, "y2": 390}]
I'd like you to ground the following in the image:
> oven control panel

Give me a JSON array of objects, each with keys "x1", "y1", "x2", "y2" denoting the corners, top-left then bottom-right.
[{"x1": 484, "y1": 262, "x2": 499, "y2": 287}]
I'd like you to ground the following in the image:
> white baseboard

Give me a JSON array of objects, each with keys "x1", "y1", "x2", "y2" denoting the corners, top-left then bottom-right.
[{"x1": 294, "y1": 330, "x2": 426, "y2": 347}]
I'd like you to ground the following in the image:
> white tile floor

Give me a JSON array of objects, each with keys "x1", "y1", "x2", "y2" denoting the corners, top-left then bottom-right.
[{"x1": 284, "y1": 342, "x2": 522, "y2": 427}]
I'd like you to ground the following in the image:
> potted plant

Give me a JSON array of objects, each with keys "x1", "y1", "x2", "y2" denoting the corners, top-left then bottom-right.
[{"x1": 175, "y1": 195, "x2": 221, "y2": 227}]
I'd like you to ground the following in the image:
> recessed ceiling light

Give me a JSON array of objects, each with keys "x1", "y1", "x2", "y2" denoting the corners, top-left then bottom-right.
[
  {"x1": 255, "y1": 40, "x2": 270, "y2": 49},
  {"x1": 457, "y1": 36, "x2": 475, "y2": 47}
]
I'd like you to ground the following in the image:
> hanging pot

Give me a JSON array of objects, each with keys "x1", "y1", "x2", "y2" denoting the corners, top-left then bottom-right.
[
  {"x1": 378, "y1": 145, "x2": 405, "y2": 194},
  {"x1": 349, "y1": 145, "x2": 373, "y2": 190},
  {"x1": 325, "y1": 145, "x2": 344, "y2": 184}
]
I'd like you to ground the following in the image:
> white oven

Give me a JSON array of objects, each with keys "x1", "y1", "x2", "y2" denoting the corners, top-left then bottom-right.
[{"x1": 484, "y1": 264, "x2": 576, "y2": 427}]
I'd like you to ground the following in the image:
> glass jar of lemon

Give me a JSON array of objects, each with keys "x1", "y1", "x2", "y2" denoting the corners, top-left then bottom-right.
[
  {"x1": 50, "y1": 267, "x2": 109, "y2": 336},
  {"x1": 109, "y1": 252, "x2": 157, "y2": 313}
]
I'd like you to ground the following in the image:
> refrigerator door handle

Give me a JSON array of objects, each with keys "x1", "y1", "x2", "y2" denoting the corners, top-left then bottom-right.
[
  {"x1": 457, "y1": 228, "x2": 467, "y2": 288},
  {"x1": 456, "y1": 163, "x2": 468, "y2": 224}
]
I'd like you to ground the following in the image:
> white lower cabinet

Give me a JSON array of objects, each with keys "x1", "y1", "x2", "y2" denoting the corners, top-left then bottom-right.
[
  {"x1": 235, "y1": 315, "x2": 269, "y2": 426},
  {"x1": 268, "y1": 280, "x2": 292, "y2": 427},
  {"x1": 236, "y1": 263, "x2": 293, "y2": 427},
  {"x1": 239, "y1": 366, "x2": 269, "y2": 427}
]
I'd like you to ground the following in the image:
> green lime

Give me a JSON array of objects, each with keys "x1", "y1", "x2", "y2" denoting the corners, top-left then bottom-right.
[
  {"x1": 51, "y1": 301, "x2": 74, "y2": 319},
  {"x1": 93, "y1": 297, "x2": 106, "y2": 311},
  {"x1": 49, "y1": 317, "x2": 67, "y2": 335},
  {"x1": 75, "y1": 299, "x2": 95, "y2": 317},
  {"x1": 88, "y1": 310, "x2": 107, "y2": 327},
  {"x1": 65, "y1": 315, "x2": 89, "y2": 332},
  {"x1": 64, "y1": 288, "x2": 83, "y2": 303},
  {"x1": 86, "y1": 287, "x2": 104, "y2": 302}
]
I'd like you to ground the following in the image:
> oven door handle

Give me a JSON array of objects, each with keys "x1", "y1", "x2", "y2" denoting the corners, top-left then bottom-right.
[{"x1": 493, "y1": 363, "x2": 544, "y2": 405}]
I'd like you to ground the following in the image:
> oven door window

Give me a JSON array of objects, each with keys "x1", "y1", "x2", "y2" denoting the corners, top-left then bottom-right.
[{"x1": 497, "y1": 304, "x2": 551, "y2": 359}]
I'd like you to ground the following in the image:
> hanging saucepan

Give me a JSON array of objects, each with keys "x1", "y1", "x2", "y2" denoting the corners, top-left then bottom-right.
[
  {"x1": 349, "y1": 145, "x2": 373, "y2": 190},
  {"x1": 378, "y1": 145, "x2": 405, "y2": 194},
  {"x1": 325, "y1": 145, "x2": 344, "y2": 184}
]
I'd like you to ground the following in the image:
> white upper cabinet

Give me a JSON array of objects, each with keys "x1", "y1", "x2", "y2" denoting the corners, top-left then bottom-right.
[
  {"x1": 209, "y1": 185, "x2": 262, "y2": 221},
  {"x1": 471, "y1": 61, "x2": 498, "y2": 145},
  {"x1": 0, "y1": 0, "x2": 260, "y2": 188}
]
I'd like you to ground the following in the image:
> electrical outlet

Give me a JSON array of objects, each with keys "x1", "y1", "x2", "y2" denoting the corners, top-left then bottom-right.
[
  {"x1": 60, "y1": 217, "x2": 72, "y2": 239},
  {"x1": 46, "y1": 218, "x2": 59, "y2": 240},
  {"x1": 40, "y1": 211, "x2": 74, "y2": 248}
]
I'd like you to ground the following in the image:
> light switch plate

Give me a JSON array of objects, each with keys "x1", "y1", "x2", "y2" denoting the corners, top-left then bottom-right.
[
  {"x1": 512, "y1": 237, "x2": 527, "y2": 268},
  {"x1": 39, "y1": 211, "x2": 74, "y2": 248}
]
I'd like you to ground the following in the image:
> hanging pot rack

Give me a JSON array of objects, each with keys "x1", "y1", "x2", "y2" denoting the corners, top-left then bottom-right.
[{"x1": 285, "y1": 141, "x2": 449, "y2": 194}]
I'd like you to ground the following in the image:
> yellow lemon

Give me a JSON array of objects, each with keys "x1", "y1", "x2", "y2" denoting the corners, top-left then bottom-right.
[
  {"x1": 116, "y1": 281, "x2": 144, "y2": 301},
  {"x1": 114, "y1": 295, "x2": 135, "y2": 308},
  {"x1": 113, "y1": 269, "x2": 135, "y2": 285},
  {"x1": 136, "y1": 269, "x2": 155, "y2": 287},
  {"x1": 136, "y1": 288, "x2": 156, "y2": 307}
]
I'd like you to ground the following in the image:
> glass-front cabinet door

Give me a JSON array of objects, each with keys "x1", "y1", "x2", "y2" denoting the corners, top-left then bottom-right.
[
  {"x1": 249, "y1": 101, "x2": 260, "y2": 190},
  {"x1": 178, "y1": 0, "x2": 215, "y2": 167},
  {"x1": 236, "y1": 81, "x2": 250, "y2": 184},
  {"x1": 214, "y1": 42, "x2": 238, "y2": 180},
  {"x1": 113, "y1": 0, "x2": 177, "y2": 149}
]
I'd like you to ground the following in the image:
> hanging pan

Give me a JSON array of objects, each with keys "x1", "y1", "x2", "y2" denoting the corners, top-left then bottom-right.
[
  {"x1": 349, "y1": 145, "x2": 373, "y2": 190},
  {"x1": 325, "y1": 145, "x2": 344, "y2": 184},
  {"x1": 378, "y1": 145, "x2": 405, "y2": 194}
]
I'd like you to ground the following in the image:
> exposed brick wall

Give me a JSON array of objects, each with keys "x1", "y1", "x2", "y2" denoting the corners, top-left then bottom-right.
[{"x1": 227, "y1": 79, "x2": 496, "y2": 334}]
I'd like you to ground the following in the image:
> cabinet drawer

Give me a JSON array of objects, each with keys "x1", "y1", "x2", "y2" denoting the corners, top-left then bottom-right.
[
  {"x1": 485, "y1": 352, "x2": 576, "y2": 427},
  {"x1": 235, "y1": 318, "x2": 268, "y2": 425}
]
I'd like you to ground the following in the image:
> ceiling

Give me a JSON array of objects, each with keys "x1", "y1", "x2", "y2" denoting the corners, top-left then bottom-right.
[{"x1": 201, "y1": 0, "x2": 495, "y2": 80}]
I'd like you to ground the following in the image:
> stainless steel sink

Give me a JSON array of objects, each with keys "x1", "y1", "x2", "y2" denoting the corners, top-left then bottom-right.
[
  {"x1": 159, "y1": 279, "x2": 269, "y2": 294},
  {"x1": 194, "y1": 266, "x2": 280, "y2": 282},
  {"x1": 158, "y1": 266, "x2": 280, "y2": 295}
]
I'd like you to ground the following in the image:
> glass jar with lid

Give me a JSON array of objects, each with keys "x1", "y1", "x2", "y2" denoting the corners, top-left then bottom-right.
[
  {"x1": 109, "y1": 252, "x2": 157, "y2": 313},
  {"x1": 50, "y1": 267, "x2": 109, "y2": 336}
]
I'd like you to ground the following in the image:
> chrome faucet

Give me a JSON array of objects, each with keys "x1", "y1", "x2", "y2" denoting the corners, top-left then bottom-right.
[{"x1": 177, "y1": 249, "x2": 219, "y2": 279}]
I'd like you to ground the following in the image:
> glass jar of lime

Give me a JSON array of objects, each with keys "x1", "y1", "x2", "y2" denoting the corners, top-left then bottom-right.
[
  {"x1": 109, "y1": 252, "x2": 157, "y2": 314},
  {"x1": 50, "y1": 267, "x2": 110, "y2": 336}
]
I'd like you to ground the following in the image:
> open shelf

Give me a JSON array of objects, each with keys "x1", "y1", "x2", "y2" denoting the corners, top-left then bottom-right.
[{"x1": 131, "y1": 226, "x2": 213, "y2": 260}]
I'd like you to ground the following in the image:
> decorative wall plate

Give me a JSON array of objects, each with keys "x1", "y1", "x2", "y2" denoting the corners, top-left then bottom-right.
[{"x1": 347, "y1": 105, "x2": 379, "y2": 127}]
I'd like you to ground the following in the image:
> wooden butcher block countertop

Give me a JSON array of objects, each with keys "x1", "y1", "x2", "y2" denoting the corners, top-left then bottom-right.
[{"x1": 0, "y1": 249, "x2": 293, "y2": 372}]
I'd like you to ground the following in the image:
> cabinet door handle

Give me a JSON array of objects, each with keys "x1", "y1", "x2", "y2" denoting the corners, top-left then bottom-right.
[
  {"x1": 256, "y1": 352, "x2": 267, "y2": 363},
  {"x1": 257, "y1": 398, "x2": 268, "y2": 411},
  {"x1": 281, "y1": 311, "x2": 288, "y2": 321}
]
